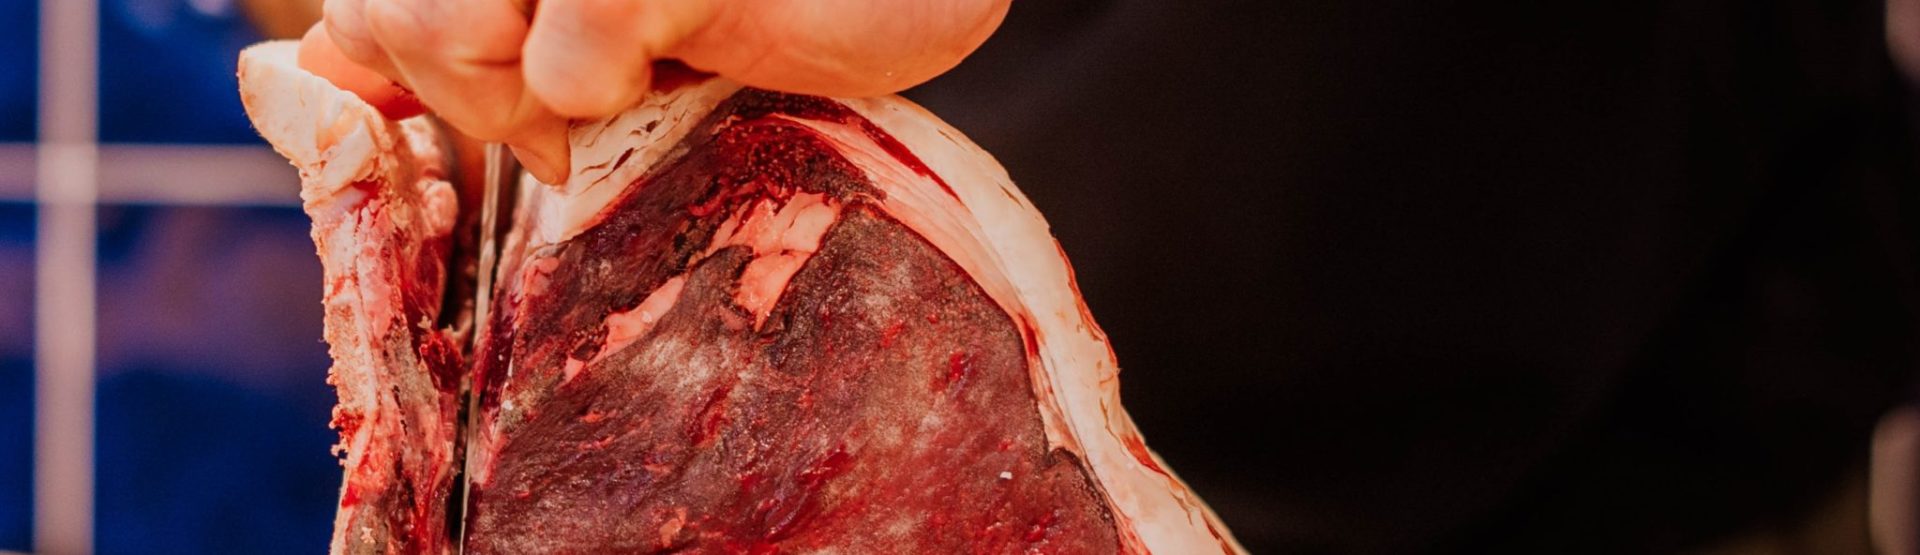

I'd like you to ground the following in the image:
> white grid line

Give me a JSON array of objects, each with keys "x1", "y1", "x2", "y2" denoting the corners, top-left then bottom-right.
[
  {"x1": 0, "y1": 144, "x2": 300, "y2": 206},
  {"x1": 0, "y1": 146, "x2": 31, "y2": 202},
  {"x1": 35, "y1": 0, "x2": 98, "y2": 553}
]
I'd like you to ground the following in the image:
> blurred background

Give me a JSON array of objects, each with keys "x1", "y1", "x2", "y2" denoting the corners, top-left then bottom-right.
[{"x1": 4, "y1": 0, "x2": 1920, "y2": 554}]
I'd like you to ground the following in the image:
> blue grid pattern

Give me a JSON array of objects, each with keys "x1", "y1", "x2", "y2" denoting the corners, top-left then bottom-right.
[{"x1": 7, "y1": 0, "x2": 339, "y2": 552}]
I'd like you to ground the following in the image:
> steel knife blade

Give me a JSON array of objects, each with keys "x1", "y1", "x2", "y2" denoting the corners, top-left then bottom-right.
[{"x1": 458, "y1": 142, "x2": 515, "y2": 552}]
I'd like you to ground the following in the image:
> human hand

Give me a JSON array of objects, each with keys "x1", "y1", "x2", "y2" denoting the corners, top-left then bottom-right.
[{"x1": 303, "y1": 0, "x2": 1011, "y2": 183}]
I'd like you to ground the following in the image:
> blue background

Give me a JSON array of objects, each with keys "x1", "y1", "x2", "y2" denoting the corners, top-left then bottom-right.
[
  {"x1": 99, "y1": 0, "x2": 263, "y2": 144},
  {"x1": 2, "y1": 0, "x2": 39, "y2": 548},
  {"x1": 2, "y1": 0, "x2": 344, "y2": 552},
  {"x1": 1, "y1": 203, "x2": 37, "y2": 553},
  {"x1": 92, "y1": 205, "x2": 336, "y2": 554}
]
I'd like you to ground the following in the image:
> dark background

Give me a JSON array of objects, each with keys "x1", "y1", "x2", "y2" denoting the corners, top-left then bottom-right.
[
  {"x1": 2, "y1": 0, "x2": 1918, "y2": 553},
  {"x1": 911, "y1": 0, "x2": 1919, "y2": 553}
]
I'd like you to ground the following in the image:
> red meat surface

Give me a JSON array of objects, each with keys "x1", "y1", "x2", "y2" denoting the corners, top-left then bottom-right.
[{"x1": 238, "y1": 40, "x2": 1240, "y2": 555}]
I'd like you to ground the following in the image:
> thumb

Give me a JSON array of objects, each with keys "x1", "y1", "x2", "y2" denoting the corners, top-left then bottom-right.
[{"x1": 521, "y1": 0, "x2": 719, "y2": 118}]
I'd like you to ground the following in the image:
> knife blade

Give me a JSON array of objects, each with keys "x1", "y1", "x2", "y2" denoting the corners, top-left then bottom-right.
[{"x1": 459, "y1": 142, "x2": 515, "y2": 552}]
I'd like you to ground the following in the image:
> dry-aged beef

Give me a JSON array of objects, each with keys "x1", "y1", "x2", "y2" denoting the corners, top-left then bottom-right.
[{"x1": 238, "y1": 40, "x2": 1241, "y2": 554}]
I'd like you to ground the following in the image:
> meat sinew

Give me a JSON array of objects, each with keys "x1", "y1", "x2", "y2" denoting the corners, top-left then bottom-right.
[{"x1": 238, "y1": 40, "x2": 1241, "y2": 554}]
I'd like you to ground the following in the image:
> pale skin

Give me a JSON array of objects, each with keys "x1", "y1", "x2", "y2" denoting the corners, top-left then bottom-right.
[{"x1": 306, "y1": 0, "x2": 1012, "y2": 183}]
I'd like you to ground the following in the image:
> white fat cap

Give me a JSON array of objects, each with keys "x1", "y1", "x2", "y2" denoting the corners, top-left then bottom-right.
[
  {"x1": 528, "y1": 79, "x2": 741, "y2": 246},
  {"x1": 236, "y1": 40, "x2": 442, "y2": 208}
]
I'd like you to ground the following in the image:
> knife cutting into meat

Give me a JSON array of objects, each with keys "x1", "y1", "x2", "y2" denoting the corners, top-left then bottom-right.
[
  {"x1": 241, "y1": 16, "x2": 1242, "y2": 555},
  {"x1": 456, "y1": 142, "x2": 513, "y2": 552}
]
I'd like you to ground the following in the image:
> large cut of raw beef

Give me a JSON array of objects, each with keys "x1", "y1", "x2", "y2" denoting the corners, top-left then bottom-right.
[{"x1": 238, "y1": 40, "x2": 1241, "y2": 554}]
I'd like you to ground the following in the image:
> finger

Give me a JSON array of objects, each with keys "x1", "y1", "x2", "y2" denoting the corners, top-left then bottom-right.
[
  {"x1": 297, "y1": 23, "x2": 425, "y2": 119},
  {"x1": 672, "y1": 0, "x2": 1010, "y2": 97},
  {"x1": 363, "y1": 0, "x2": 550, "y2": 140},
  {"x1": 363, "y1": 0, "x2": 570, "y2": 181},
  {"x1": 522, "y1": 0, "x2": 717, "y2": 118},
  {"x1": 321, "y1": 0, "x2": 402, "y2": 85}
]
